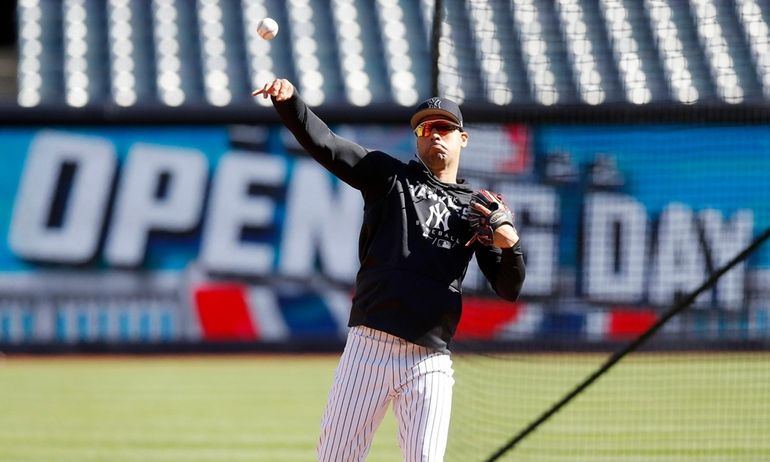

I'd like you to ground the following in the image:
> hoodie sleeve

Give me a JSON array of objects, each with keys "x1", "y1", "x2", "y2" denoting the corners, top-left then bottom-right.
[
  {"x1": 473, "y1": 241, "x2": 526, "y2": 301},
  {"x1": 273, "y1": 92, "x2": 400, "y2": 193}
]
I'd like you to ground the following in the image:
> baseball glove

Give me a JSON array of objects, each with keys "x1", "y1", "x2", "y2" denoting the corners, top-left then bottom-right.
[{"x1": 465, "y1": 189, "x2": 515, "y2": 247}]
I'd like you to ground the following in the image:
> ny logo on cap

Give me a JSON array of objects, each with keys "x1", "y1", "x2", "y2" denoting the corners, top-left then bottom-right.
[{"x1": 426, "y1": 97, "x2": 442, "y2": 109}]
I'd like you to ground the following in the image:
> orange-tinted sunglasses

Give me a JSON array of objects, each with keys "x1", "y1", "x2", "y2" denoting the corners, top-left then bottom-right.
[{"x1": 413, "y1": 120, "x2": 462, "y2": 137}]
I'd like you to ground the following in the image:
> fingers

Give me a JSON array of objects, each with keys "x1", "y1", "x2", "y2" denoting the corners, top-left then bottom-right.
[
  {"x1": 472, "y1": 202, "x2": 491, "y2": 216},
  {"x1": 250, "y1": 80, "x2": 277, "y2": 99},
  {"x1": 251, "y1": 79, "x2": 295, "y2": 101}
]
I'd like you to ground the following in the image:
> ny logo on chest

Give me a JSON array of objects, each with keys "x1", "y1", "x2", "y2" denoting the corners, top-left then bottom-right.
[
  {"x1": 426, "y1": 202, "x2": 451, "y2": 231},
  {"x1": 408, "y1": 182, "x2": 466, "y2": 249}
]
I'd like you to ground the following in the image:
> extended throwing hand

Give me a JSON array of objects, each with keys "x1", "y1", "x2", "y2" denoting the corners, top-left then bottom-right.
[{"x1": 252, "y1": 79, "x2": 295, "y2": 101}]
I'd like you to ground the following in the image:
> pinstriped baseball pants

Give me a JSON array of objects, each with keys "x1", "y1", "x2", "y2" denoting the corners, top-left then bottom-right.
[{"x1": 317, "y1": 326, "x2": 455, "y2": 462}]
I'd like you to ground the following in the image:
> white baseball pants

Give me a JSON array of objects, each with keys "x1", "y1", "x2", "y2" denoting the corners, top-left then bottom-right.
[{"x1": 317, "y1": 326, "x2": 455, "y2": 462}]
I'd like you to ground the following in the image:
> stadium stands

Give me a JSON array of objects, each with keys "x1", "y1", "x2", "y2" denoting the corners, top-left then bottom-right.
[{"x1": 15, "y1": 0, "x2": 770, "y2": 107}]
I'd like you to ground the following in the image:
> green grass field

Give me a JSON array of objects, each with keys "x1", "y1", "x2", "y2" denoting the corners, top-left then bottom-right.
[
  {"x1": 1, "y1": 353, "x2": 768, "y2": 462},
  {"x1": 448, "y1": 352, "x2": 770, "y2": 461},
  {"x1": 0, "y1": 355, "x2": 400, "y2": 462}
]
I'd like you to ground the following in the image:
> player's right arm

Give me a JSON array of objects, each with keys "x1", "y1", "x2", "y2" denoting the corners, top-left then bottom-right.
[{"x1": 254, "y1": 79, "x2": 394, "y2": 192}]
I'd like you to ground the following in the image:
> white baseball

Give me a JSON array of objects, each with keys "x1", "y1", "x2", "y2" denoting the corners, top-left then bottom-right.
[{"x1": 257, "y1": 18, "x2": 279, "y2": 40}]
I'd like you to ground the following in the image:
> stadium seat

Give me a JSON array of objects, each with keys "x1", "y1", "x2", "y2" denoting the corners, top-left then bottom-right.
[
  {"x1": 16, "y1": 0, "x2": 770, "y2": 108},
  {"x1": 17, "y1": 0, "x2": 65, "y2": 106},
  {"x1": 736, "y1": 0, "x2": 770, "y2": 98}
]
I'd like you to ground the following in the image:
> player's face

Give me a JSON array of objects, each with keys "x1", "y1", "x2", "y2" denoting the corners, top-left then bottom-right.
[{"x1": 414, "y1": 117, "x2": 469, "y2": 171}]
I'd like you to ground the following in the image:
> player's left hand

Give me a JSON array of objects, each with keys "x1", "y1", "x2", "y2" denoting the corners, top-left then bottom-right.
[{"x1": 465, "y1": 189, "x2": 519, "y2": 248}]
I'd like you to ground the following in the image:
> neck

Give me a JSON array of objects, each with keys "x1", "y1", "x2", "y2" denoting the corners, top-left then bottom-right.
[
  {"x1": 415, "y1": 153, "x2": 459, "y2": 183},
  {"x1": 431, "y1": 167, "x2": 457, "y2": 184}
]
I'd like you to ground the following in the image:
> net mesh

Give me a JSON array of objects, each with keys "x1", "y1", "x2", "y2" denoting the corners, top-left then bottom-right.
[
  {"x1": 434, "y1": 0, "x2": 770, "y2": 106},
  {"x1": 433, "y1": 1, "x2": 770, "y2": 460},
  {"x1": 450, "y1": 352, "x2": 770, "y2": 462}
]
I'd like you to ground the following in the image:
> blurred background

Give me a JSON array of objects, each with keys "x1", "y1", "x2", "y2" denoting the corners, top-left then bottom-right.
[
  {"x1": 2, "y1": 0, "x2": 769, "y2": 351},
  {"x1": 0, "y1": 2, "x2": 17, "y2": 100},
  {"x1": 1, "y1": 1, "x2": 770, "y2": 461},
  {"x1": 7, "y1": 0, "x2": 770, "y2": 108}
]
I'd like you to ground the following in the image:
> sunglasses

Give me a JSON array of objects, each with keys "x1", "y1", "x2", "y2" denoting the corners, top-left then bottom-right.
[{"x1": 413, "y1": 121, "x2": 462, "y2": 137}]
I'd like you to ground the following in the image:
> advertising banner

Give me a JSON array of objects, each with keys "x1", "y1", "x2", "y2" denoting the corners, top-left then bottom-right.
[{"x1": 0, "y1": 123, "x2": 768, "y2": 347}]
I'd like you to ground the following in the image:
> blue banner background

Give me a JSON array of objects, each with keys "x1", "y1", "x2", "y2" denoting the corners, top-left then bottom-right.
[
  {"x1": 1, "y1": 124, "x2": 769, "y2": 272},
  {"x1": 535, "y1": 124, "x2": 770, "y2": 268}
]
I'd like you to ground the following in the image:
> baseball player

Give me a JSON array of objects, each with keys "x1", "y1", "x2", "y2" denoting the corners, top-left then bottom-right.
[{"x1": 254, "y1": 79, "x2": 525, "y2": 462}]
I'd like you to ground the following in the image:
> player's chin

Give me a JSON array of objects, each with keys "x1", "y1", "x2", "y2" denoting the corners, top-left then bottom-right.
[{"x1": 430, "y1": 147, "x2": 449, "y2": 160}]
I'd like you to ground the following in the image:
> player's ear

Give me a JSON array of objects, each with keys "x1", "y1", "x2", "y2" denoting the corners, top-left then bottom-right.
[{"x1": 460, "y1": 130, "x2": 469, "y2": 147}]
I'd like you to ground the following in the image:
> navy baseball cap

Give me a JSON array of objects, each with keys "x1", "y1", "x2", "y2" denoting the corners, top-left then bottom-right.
[{"x1": 410, "y1": 97, "x2": 464, "y2": 129}]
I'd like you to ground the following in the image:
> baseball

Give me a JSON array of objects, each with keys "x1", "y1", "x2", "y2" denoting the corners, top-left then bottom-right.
[{"x1": 257, "y1": 18, "x2": 279, "y2": 40}]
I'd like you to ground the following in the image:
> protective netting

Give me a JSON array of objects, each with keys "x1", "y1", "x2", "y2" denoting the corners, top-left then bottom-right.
[{"x1": 432, "y1": 1, "x2": 770, "y2": 460}]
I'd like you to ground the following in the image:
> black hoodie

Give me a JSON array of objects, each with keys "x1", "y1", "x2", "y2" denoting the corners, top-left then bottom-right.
[{"x1": 274, "y1": 94, "x2": 525, "y2": 352}]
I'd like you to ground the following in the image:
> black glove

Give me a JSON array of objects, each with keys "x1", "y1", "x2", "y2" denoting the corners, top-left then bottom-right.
[{"x1": 465, "y1": 189, "x2": 515, "y2": 247}]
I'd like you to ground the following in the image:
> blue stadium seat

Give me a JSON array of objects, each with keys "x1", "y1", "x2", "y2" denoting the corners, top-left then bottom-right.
[
  {"x1": 16, "y1": 0, "x2": 770, "y2": 107},
  {"x1": 17, "y1": 0, "x2": 65, "y2": 106},
  {"x1": 736, "y1": 0, "x2": 770, "y2": 98},
  {"x1": 375, "y1": 0, "x2": 432, "y2": 105}
]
